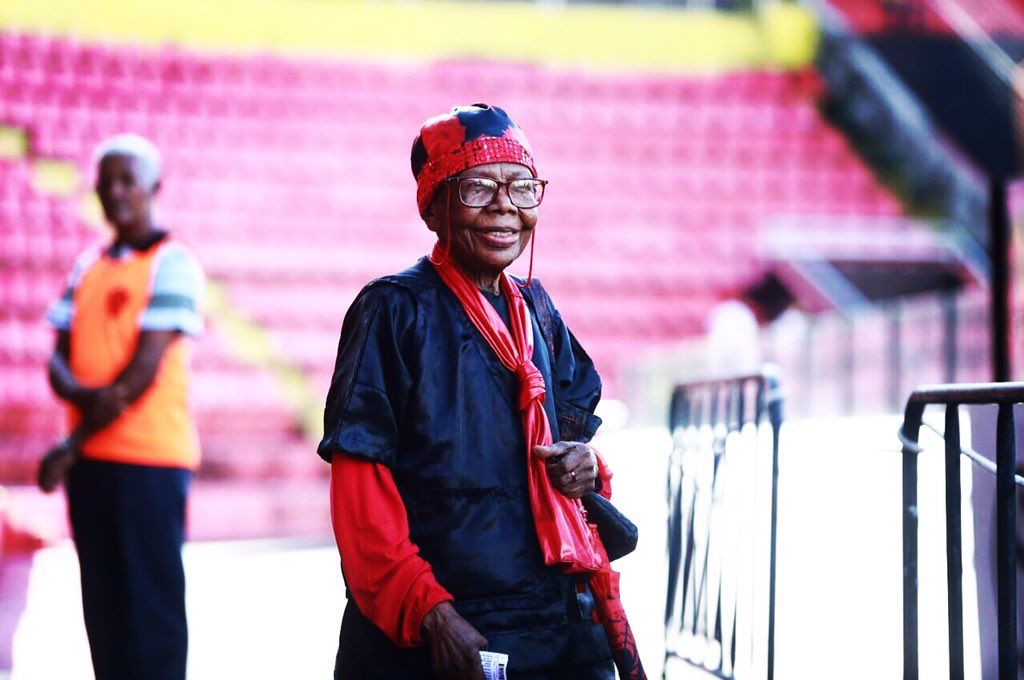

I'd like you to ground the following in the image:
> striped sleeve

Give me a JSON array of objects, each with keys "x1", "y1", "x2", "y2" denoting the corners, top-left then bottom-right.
[
  {"x1": 140, "y1": 243, "x2": 206, "y2": 336},
  {"x1": 45, "y1": 250, "x2": 96, "y2": 330}
]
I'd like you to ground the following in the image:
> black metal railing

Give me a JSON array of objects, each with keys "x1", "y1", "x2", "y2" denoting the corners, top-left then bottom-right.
[
  {"x1": 897, "y1": 381, "x2": 1024, "y2": 680},
  {"x1": 664, "y1": 367, "x2": 782, "y2": 680}
]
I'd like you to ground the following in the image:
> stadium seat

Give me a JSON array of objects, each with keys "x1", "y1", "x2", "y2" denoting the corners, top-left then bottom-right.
[{"x1": 0, "y1": 30, "x2": 929, "y2": 462}]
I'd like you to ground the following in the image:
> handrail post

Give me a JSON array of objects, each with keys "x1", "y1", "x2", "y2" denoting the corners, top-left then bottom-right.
[
  {"x1": 988, "y1": 177, "x2": 1011, "y2": 383},
  {"x1": 889, "y1": 302, "x2": 903, "y2": 413},
  {"x1": 942, "y1": 293, "x2": 957, "y2": 383},
  {"x1": 765, "y1": 372, "x2": 782, "y2": 680},
  {"x1": 901, "y1": 401, "x2": 925, "y2": 680},
  {"x1": 995, "y1": 404, "x2": 1017, "y2": 679},
  {"x1": 943, "y1": 404, "x2": 964, "y2": 679},
  {"x1": 665, "y1": 389, "x2": 687, "y2": 629}
]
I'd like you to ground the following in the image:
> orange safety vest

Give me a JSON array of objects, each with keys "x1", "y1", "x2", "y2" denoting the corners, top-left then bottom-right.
[{"x1": 67, "y1": 240, "x2": 200, "y2": 469}]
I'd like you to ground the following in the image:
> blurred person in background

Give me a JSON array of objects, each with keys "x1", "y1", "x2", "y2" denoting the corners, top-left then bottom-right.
[
  {"x1": 319, "y1": 104, "x2": 643, "y2": 679},
  {"x1": 36, "y1": 133, "x2": 204, "y2": 680}
]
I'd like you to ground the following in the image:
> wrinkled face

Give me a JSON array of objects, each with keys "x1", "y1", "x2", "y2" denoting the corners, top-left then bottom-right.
[
  {"x1": 96, "y1": 154, "x2": 156, "y2": 234},
  {"x1": 427, "y1": 162, "x2": 538, "y2": 283}
]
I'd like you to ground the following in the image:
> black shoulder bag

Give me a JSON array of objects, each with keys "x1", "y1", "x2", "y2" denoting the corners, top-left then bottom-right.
[{"x1": 581, "y1": 492, "x2": 639, "y2": 561}]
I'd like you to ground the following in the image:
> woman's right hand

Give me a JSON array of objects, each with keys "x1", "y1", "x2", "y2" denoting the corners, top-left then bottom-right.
[{"x1": 421, "y1": 601, "x2": 488, "y2": 680}]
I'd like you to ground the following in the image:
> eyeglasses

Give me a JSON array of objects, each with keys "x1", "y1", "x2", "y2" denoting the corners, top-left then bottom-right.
[{"x1": 442, "y1": 176, "x2": 548, "y2": 209}]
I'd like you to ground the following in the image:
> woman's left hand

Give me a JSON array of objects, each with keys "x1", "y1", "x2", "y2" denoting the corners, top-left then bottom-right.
[{"x1": 532, "y1": 441, "x2": 599, "y2": 499}]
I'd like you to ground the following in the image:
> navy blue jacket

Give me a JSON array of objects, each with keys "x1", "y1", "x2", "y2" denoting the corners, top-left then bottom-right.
[{"x1": 319, "y1": 258, "x2": 614, "y2": 678}]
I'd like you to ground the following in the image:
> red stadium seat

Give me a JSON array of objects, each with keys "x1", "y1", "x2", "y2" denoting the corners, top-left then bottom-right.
[{"x1": 0, "y1": 31, "x2": 933, "y2": 448}]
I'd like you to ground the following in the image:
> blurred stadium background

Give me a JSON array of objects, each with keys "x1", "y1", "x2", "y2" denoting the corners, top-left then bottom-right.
[{"x1": 0, "y1": 0, "x2": 1022, "y2": 677}]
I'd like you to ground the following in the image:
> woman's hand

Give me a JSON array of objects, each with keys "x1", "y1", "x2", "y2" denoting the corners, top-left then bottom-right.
[
  {"x1": 532, "y1": 441, "x2": 599, "y2": 499},
  {"x1": 421, "y1": 602, "x2": 488, "y2": 680}
]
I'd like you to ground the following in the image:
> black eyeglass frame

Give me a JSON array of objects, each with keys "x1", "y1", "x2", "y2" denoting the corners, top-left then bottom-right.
[{"x1": 440, "y1": 176, "x2": 549, "y2": 209}]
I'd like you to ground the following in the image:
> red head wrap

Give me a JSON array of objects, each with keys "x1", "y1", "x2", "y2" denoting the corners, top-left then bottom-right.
[{"x1": 411, "y1": 104, "x2": 537, "y2": 216}]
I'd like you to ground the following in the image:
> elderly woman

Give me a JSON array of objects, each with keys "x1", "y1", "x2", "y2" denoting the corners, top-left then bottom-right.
[{"x1": 319, "y1": 104, "x2": 642, "y2": 679}]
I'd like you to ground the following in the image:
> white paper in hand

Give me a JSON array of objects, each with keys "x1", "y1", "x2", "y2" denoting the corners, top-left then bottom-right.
[{"x1": 479, "y1": 651, "x2": 509, "y2": 680}]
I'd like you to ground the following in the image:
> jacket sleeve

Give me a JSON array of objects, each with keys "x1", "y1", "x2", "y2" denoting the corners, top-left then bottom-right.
[
  {"x1": 330, "y1": 452, "x2": 453, "y2": 647},
  {"x1": 318, "y1": 283, "x2": 415, "y2": 466}
]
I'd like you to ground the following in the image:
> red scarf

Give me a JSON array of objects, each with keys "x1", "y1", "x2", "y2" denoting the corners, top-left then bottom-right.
[
  {"x1": 429, "y1": 244, "x2": 647, "y2": 679},
  {"x1": 429, "y1": 243, "x2": 602, "y2": 573}
]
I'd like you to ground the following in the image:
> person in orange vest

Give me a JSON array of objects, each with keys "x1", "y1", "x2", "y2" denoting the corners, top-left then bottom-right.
[{"x1": 37, "y1": 133, "x2": 204, "y2": 680}]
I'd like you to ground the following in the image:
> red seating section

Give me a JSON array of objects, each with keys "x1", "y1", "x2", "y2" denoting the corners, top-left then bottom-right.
[
  {"x1": 0, "y1": 33, "x2": 910, "y2": 482},
  {"x1": 0, "y1": 158, "x2": 83, "y2": 481}
]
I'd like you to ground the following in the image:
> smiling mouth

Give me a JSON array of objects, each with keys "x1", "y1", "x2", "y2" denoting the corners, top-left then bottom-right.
[{"x1": 475, "y1": 228, "x2": 520, "y2": 248}]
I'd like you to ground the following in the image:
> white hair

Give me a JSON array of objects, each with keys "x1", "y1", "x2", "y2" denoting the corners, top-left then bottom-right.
[{"x1": 93, "y1": 133, "x2": 162, "y2": 190}]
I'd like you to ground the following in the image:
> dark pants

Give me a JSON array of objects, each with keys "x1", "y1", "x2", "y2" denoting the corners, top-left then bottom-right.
[
  {"x1": 335, "y1": 580, "x2": 615, "y2": 680},
  {"x1": 67, "y1": 459, "x2": 191, "y2": 680}
]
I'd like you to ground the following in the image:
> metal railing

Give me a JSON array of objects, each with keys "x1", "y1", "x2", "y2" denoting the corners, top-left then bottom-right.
[
  {"x1": 664, "y1": 366, "x2": 782, "y2": 679},
  {"x1": 897, "y1": 381, "x2": 1024, "y2": 680}
]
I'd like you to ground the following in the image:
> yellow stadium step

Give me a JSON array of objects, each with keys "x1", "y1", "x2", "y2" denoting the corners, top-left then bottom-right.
[
  {"x1": 0, "y1": 126, "x2": 28, "y2": 160},
  {"x1": 0, "y1": 0, "x2": 818, "y2": 73}
]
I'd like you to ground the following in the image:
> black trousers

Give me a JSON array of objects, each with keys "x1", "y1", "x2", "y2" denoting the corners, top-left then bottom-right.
[
  {"x1": 335, "y1": 579, "x2": 615, "y2": 680},
  {"x1": 67, "y1": 459, "x2": 191, "y2": 680}
]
